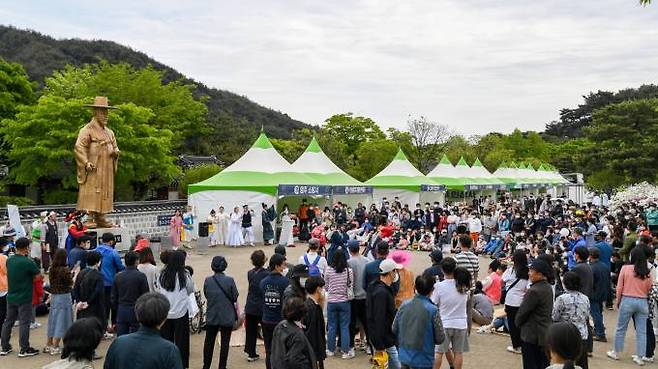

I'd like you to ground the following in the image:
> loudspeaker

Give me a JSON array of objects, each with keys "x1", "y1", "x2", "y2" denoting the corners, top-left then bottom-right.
[{"x1": 198, "y1": 222, "x2": 209, "y2": 237}]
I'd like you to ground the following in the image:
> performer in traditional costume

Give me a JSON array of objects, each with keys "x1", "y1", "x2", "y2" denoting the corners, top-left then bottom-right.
[
  {"x1": 182, "y1": 206, "x2": 196, "y2": 245},
  {"x1": 242, "y1": 205, "x2": 255, "y2": 247},
  {"x1": 261, "y1": 203, "x2": 277, "y2": 245},
  {"x1": 216, "y1": 206, "x2": 229, "y2": 246},
  {"x1": 227, "y1": 207, "x2": 244, "y2": 247},
  {"x1": 65, "y1": 211, "x2": 88, "y2": 254},
  {"x1": 31, "y1": 211, "x2": 47, "y2": 260},
  {"x1": 207, "y1": 209, "x2": 218, "y2": 246},
  {"x1": 170, "y1": 209, "x2": 183, "y2": 249}
]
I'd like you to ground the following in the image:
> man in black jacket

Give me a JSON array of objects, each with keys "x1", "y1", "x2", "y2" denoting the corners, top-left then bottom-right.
[
  {"x1": 111, "y1": 251, "x2": 149, "y2": 336},
  {"x1": 588, "y1": 247, "x2": 610, "y2": 342},
  {"x1": 572, "y1": 246, "x2": 594, "y2": 354},
  {"x1": 516, "y1": 259, "x2": 553, "y2": 369},
  {"x1": 366, "y1": 259, "x2": 403, "y2": 369}
]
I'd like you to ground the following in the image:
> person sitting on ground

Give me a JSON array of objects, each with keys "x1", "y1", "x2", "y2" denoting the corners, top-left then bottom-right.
[
  {"x1": 472, "y1": 281, "x2": 494, "y2": 326},
  {"x1": 103, "y1": 292, "x2": 183, "y2": 369},
  {"x1": 42, "y1": 318, "x2": 103, "y2": 369},
  {"x1": 482, "y1": 260, "x2": 504, "y2": 305},
  {"x1": 545, "y1": 322, "x2": 584, "y2": 369}
]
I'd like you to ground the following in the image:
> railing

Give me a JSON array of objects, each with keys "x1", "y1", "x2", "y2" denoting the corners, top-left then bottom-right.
[{"x1": 0, "y1": 200, "x2": 188, "y2": 221}]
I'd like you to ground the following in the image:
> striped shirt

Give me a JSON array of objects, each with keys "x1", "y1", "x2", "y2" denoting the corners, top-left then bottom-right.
[
  {"x1": 455, "y1": 251, "x2": 479, "y2": 284},
  {"x1": 325, "y1": 266, "x2": 354, "y2": 303}
]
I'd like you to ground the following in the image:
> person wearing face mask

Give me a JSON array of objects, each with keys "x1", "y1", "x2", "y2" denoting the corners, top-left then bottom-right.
[
  {"x1": 284, "y1": 264, "x2": 309, "y2": 305},
  {"x1": 367, "y1": 259, "x2": 403, "y2": 369},
  {"x1": 303, "y1": 277, "x2": 326, "y2": 369}
]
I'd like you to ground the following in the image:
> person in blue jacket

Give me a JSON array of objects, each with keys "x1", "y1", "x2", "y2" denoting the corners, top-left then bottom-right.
[{"x1": 96, "y1": 232, "x2": 125, "y2": 332}]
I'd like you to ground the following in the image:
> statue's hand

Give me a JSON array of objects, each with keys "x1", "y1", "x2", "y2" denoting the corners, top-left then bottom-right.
[{"x1": 85, "y1": 162, "x2": 96, "y2": 172}]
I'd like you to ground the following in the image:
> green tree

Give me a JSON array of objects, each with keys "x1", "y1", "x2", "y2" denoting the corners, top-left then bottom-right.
[
  {"x1": 177, "y1": 163, "x2": 222, "y2": 198},
  {"x1": 0, "y1": 95, "x2": 179, "y2": 202},
  {"x1": 405, "y1": 116, "x2": 450, "y2": 173},
  {"x1": 323, "y1": 113, "x2": 385, "y2": 157},
  {"x1": 0, "y1": 58, "x2": 36, "y2": 163},
  {"x1": 271, "y1": 138, "x2": 306, "y2": 163},
  {"x1": 348, "y1": 139, "x2": 398, "y2": 181},
  {"x1": 43, "y1": 61, "x2": 209, "y2": 154},
  {"x1": 584, "y1": 99, "x2": 658, "y2": 189}
]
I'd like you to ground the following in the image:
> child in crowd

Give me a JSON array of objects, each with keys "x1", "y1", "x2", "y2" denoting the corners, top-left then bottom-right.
[
  {"x1": 31, "y1": 257, "x2": 45, "y2": 329},
  {"x1": 545, "y1": 322, "x2": 583, "y2": 369}
]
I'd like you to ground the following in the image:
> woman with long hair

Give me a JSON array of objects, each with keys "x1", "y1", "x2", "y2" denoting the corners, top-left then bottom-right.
[
  {"x1": 169, "y1": 209, "x2": 183, "y2": 249},
  {"x1": 545, "y1": 322, "x2": 583, "y2": 369},
  {"x1": 137, "y1": 247, "x2": 158, "y2": 292},
  {"x1": 155, "y1": 250, "x2": 194, "y2": 368},
  {"x1": 502, "y1": 249, "x2": 530, "y2": 355},
  {"x1": 44, "y1": 248, "x2": 74, "y2": 356},
  {"x1": 324, "y1": 251, "x2": 354, "y2": 359},
  {"x1": 607, "y1": 247, "x2": 653, "y2": 365}
]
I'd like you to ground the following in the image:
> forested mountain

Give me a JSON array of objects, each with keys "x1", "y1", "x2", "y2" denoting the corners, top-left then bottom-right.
[
  {"x1": 0, "y1": 25, "x2": 309, "y2": 139},
  {"x1": 544, "y1": 84, "x2": 658, "y2": 139}
]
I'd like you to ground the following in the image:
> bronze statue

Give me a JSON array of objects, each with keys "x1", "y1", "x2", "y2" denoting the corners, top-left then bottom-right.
[{"x1": 74, "y1": 96, "x2": 120, "y2": 228}]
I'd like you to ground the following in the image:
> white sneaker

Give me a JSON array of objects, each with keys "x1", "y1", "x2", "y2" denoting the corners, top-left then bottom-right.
[
  {"x1": 632, "y1": 355, "x2": 646, "y2": 366},
  {"x1": 49, "y1": 347, "x2": 61, "y2": 356},
  {"x1": 341, "y1": 349, "x2": 355, "y2": 359},
  {"x1": 607, "y1": 351, "x2": 620, "y2": 360},
  {"x1": 325, "y1": 350, "x2": 334, "y2": 357},
  {"x1": 506, "y1": 346, "x2": 522, "y2": 354},
  {"x1": 643, "y1": 356, "x2": 655, "y2": 363},
  {"x1": 477, "y1": 325, "x2": 492, "y2": 334},
  {"x1": 29, "y1": 322, "x2": 40, "y2": 329}
]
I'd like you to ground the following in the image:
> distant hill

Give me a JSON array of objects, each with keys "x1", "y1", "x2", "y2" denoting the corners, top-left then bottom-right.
[{"x1": 0, "y1": 25, "x2": 309, "y2": 139}]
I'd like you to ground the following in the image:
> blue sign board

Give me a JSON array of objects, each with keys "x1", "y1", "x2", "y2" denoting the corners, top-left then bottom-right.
[
  {"x1": 278, "y1": 184, "x2": 332, "y2": 196},
  {"x1": 420, "y1": 184, "x2": 446, "y2": 192},
  {"x1": 332, "y1": 186, "x2": 373, "y2": 195}
]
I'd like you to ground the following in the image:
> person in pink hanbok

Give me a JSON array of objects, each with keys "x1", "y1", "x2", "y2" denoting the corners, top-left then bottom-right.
[{"x1": 169, "y1": 209, "x2": 183, "y2": 249}]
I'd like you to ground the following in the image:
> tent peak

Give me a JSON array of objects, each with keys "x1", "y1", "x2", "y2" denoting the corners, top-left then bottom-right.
[
  {"x1": 305, "y1": 136, "x2": 323, "y2": 153},
  {"x1": 394, "y1": 148, "x2": 409, "y2": 161},
  {"x1": 472, "y1": 158, "x2": 483, "y2": 167},
  {"x1": 456, "y1": 156, "x2": 469, "y2": 166},
  {"x1": 438, "y1": 154, "x2": 452, "y2": 165},
  {"x1": 251, "y1": 132, "x2": 274, "y2": 149}
]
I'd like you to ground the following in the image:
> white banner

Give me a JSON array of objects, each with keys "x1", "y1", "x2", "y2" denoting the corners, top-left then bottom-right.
[{"x1": 7, "y1": 204, "x2": 26, "y2": 238}]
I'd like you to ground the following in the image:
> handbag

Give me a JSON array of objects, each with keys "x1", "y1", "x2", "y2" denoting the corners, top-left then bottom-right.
[
  {"x1": 347, "y1": 268, "x2": 355, "y2": 300},
  {"x1": 500, "y1": 278, "x2": 520, "y2": 305},
  {"x1": 188, "y1": 293, "x2": 199, "y2": 317},
  {"x1": 212, "y1": 276, "x2": 245, "y2": 331}
]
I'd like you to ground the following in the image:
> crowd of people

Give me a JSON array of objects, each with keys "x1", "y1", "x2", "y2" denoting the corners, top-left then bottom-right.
[{"x1": 0, "y1": 193, "x2": 657, "y2": 369}]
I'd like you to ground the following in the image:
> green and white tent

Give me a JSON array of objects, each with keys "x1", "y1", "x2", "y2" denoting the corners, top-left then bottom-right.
[
  {"x1": 426, "y1": 154, "x2": 469, "y2": 190},
  {"x1": 188, "y1": 132, "x2": 317, "y2": 241},
  {"x1": 290, "y1": 137, "x2": 371, "y2": 205},
  {"x1": 366, "y1": 149, "x2": 430, "y2": 206},
  {"x1": 467, "y1": 158, "x2": 506, "y2": 190},
  {"x1": 453, "y1": 156, "x2": 484, "y2": 189},
  {"x1": 493, "y1": 161, "x2": 519, "y2": 189}
]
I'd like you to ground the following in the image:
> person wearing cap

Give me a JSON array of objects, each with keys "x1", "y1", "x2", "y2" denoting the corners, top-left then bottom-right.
[
  {"x1": 515, "y1": 258, "x2": 554, "y2": 369},
  {"x1": 366, "y1": 258, "x2": 403, "y2": 369},
  {"x1": 203, "y1": 255, "x2": 238, "y2": 369},
  {"x1": 347, "y1": 239, "x2": 368, "y2": 352},
  {"x1": 274, "y1": 245, "x2": 294, "y2": 278},
  {"x1": 594, "y1": 230, "x2": 613, "y2": 271},
  {"x1": 299, "y1": 239, "x2": 327, "y2": 278},
  {"x1": 422, "y1": 249, "x2": 445, "y2": 283},
  {"x1": 111, "y1": 251, "x2": 149, "y2": 337},
  {"x1": 283, "y1": 264, "x2": 309, "y2": 305}
]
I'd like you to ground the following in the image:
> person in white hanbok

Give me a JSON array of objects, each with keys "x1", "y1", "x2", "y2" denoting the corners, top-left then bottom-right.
[
  {"x1": 278, "y1": 204, "x2": 295, "y2": 247},
  {"x1": 227, "y1": 207, "x2": 244, "y2": 247},
  {"x1": 216, "y1": 206, "x2": 229, "y2": 246},
  {"x1": 207, "y1": 209, "x2": 219, "y2": 246}
]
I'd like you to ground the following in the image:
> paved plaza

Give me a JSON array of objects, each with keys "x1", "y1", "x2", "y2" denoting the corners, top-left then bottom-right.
[{"x1": 2, "y1": 243, "x2": 646, "y2": 369}]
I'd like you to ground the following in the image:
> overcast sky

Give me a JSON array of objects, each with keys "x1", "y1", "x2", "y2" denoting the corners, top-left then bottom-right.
[{"x1": 3, "y1": 1, "x2": 658, "y2": 135}]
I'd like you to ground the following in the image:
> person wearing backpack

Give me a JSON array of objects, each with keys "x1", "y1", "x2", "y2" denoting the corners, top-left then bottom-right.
[{"x1": 298, "y1": 239, "x2": 327, "y2": 278}]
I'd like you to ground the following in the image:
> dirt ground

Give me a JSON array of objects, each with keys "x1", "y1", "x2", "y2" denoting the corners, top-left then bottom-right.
[{"x1": 0, "y1": 243, "x2": 647, "y2": 369}]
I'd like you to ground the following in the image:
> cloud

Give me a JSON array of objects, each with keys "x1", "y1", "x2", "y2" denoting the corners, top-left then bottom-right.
[{"x1": 4, "y1": 0, "x2": 658, "y2": 134}]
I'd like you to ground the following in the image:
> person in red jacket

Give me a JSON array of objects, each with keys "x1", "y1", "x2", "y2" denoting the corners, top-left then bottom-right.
[{"x1": 31, "y1": 267, "x2": 45, "y2": 329}]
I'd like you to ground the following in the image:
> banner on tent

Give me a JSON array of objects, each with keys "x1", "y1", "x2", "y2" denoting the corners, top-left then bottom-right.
[
  {"x1": 332, "y1": 185, "x2": 373, "y2": 195},
  {"x1": 420, "y1": 184, "x2": 446, "y2": 192},
  {"x1": 278, "y1": 184, "x2": 332, "y2": 196}
]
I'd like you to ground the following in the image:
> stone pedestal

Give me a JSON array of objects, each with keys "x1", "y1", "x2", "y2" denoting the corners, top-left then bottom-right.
[{"x1": 91, "y1": 226, "x2": 132, "y2": 252}]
